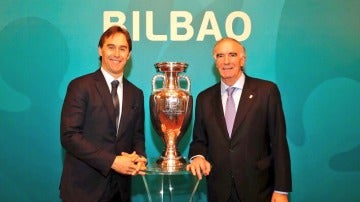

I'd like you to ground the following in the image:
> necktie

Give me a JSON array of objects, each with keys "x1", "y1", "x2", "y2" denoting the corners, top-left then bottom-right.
[
  {"x1": 111, "y1": 80, "x2": 120, "y2": 131},
  {"x1": 225, "y1": 87, "x2": 236, "y2": 137}
]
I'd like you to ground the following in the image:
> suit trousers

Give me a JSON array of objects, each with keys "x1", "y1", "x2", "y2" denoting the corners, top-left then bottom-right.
[
  {"x1": 99, "y1": 172, "x2": 127, "y2": 202},
  {"x1": 228, "y1": 178, "x2": 241, "y2": 202}
]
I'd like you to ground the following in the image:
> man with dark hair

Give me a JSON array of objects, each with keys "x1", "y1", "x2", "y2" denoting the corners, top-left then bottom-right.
[{"x1": 60, "y1": 25, "x2": 147, "y2": 202}]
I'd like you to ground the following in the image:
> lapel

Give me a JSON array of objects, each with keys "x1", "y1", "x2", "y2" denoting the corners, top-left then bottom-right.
[
  {"x1": 93, "y1": 70, "x2": 118, "y2": 129},
  {"x1": 117, "y1": 78, "x2": 133, "y2": 137},
  {"x1": 231, "y1": 76, "x2": 256, "y2": 139}
]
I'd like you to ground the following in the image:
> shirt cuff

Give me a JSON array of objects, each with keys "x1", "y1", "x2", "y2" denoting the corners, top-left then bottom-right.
[
  {"x1": 189, "y1": 155, "x2": 205, "y2": 162},
  {"x1": 274, "y1": 191, "x2": 288, "y2": 195}
]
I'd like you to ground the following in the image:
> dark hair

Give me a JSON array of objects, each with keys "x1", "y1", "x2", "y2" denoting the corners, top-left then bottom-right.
[{"x1": 98, "y1": 26, "x2": 132, "y2": 62}]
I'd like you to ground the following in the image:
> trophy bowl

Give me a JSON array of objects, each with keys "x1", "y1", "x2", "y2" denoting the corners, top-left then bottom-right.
[{"x1": 150, "y1": 62, "x2": 192, "y2": 172}]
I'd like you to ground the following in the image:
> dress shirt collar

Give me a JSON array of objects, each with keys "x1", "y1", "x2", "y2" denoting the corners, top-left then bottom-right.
[
  {"x1": 100, "y1": 68, "x2": 123, "y2": 91},
  {"x1": 221, "y1": 72, "x2": 245, "y2": 95}
]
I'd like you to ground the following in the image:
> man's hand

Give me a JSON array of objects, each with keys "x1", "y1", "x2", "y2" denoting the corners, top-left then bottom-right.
[
  {"x1": 271, "y1": 192, "x2": 288, "y2": 202},
  {"x1": 121, "y1": 151, "x2": 147, "y2": 175},
  {"x1": 186, "y1": 156, "x2": 211, "y2": 180},
  {"x1": 111, "y1": 151, "x2": 147, "y2": 176}
]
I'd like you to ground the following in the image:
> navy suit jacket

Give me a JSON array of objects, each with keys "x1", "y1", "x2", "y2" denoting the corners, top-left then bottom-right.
[
  {"x1": 60, "y1": 69, "x2": 145, "y2": 202},
  {"x1": 188, "y1": 75, "x2": 292, "y2": 202}
]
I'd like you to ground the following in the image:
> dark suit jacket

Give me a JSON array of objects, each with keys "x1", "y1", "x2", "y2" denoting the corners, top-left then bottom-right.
[
  {"x1": 188, "y1": 75, "x2": 292, "y2": 202},
  {"x1": 60, "y1": 69, "x2": 145, "y2": 202}
]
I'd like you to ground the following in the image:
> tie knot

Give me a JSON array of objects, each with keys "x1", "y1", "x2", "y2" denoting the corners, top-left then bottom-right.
[
  {"x1": 111, "y1": 80, "x2": 119, "y2": 88},
  {"x1": 227, "y1": 87, "x2": 236, "y2": 96}
]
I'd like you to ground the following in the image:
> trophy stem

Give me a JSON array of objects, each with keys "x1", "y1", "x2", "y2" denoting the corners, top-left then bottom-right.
[{"x1": 156, "y1": 131, "x2": 186, "y2": 171}]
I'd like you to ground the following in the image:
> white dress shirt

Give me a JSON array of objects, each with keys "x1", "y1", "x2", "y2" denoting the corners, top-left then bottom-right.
[{"x1": 101, "y1": 68, "x2": 123, "y2": 129}]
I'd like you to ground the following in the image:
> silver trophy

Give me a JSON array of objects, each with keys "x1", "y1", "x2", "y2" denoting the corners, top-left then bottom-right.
[{"x1": 150, "y1": 62, "x2": 192, "y2": 172}]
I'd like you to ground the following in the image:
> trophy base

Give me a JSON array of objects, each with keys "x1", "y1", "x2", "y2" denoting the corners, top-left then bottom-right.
[{"x1": 156, "y1": 156, "x2": 187, "y2": 172}]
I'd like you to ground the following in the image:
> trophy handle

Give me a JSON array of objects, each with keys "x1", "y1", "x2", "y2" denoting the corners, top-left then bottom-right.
[
  {"x1": 152, "y1": 74, "x2": 165, "y2": 91},
  {"x1": 178, "y1": 75, "x2": 191, "y2": 92}
]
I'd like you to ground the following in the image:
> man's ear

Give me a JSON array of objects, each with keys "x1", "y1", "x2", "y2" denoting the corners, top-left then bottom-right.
[
  {"x1": 98, "y1": 47, "x2": 102, "y2": 57},
  {"x1": 241, "y1": 56, "x2": 246, "y2": 67},
  {"x1": 127, "y1": 51, "x2": 132, "y2": 60},
  {"x1": 212, "y1": 54, "x2": 217, "y2": 60}
]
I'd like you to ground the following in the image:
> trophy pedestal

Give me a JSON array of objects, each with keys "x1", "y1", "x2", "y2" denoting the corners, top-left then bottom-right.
[{"x1": 140, "y1": 159, "x2": 202, "y2": 202}]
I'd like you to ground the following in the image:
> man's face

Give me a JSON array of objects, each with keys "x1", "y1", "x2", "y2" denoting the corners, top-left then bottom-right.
[
  {"x1": 213, "y1": 39, "x2": 245, "y2": 86},
  {"x1": 98, "y1": 32, "x2": 131, "y2": 78}
]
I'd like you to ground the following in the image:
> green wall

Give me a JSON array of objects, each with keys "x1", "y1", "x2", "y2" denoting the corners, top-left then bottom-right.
[{"x1": 0, "y1": 0, "x2": 359, "y2": 201}]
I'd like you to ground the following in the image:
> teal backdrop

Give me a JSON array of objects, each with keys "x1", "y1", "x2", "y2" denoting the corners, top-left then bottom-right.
[{"x1": 0, "y1": 0, "x2": 359, "y2": 201}]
